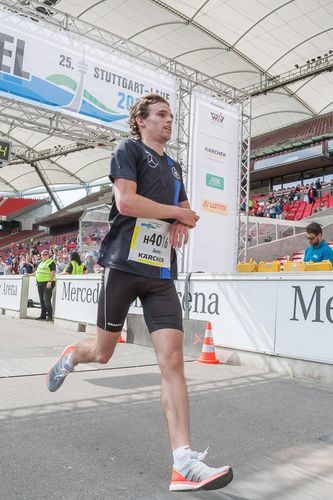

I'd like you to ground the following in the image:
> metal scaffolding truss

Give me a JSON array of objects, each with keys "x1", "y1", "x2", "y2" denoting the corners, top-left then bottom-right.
[
  {"x1": 244, "y1": 54, "x2": 333, "y2": 97},
  {"x1": 238, "y1": 97, "x2": 251, "y2": 263},
  {"x1": 0, "y1": 95, "x2": 127, "y2": 147}
]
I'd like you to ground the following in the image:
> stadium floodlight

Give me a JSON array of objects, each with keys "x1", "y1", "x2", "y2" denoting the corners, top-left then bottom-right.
[{"x1": 0, "y1": 139, "x2": 11, "y2": 167}]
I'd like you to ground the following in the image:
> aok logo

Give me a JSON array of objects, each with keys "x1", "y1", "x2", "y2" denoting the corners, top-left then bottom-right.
[
  {"x1": 201, "y1": 199, "x2": 228, "y2": 215},
  {"x1": 210, "y1": 112, "x2": 225, "y2": 125},
  {"x1": 206, "y1": 173, "x2": 224, "y2": 191}
]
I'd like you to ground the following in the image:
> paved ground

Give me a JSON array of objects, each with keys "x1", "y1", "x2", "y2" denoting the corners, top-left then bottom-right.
[{"x1": 0, "y1": 315, "x2": 333, "y2": 499}]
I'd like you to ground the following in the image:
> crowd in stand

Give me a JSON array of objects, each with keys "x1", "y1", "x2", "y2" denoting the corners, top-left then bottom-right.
[
  {"x1": 242, "y1": 178, "x2": 333, "y2": 219},
  {"x1": 0, "y1": 238, "x2": 98, "y2": 276}
]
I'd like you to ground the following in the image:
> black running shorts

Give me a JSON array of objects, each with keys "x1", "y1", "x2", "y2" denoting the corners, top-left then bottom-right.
[{"x1": 97, "y1": 268, "x2": 183, "y2": 333}]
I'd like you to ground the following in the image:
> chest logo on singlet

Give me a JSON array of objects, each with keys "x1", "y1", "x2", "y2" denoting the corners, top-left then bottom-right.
[
  {"x1": 171, "y1": 166, "x2": 180, "y2": 180},
  {"x1": 145, "y1": 151, "x2": 158, "y2": 168}
]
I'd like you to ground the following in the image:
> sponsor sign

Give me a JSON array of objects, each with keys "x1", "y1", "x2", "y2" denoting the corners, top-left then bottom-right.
[
  {"x1": 129, "y1": 275, "x2": 277, "y2": 353},
  {"x1": 0, "y1": 11, "x2": 177, "y2": 131},
  {"x1": 204, "y1": 146, "x2": 226, "y2": 162},
  {"x1": 129, "y1": 274, "x2": 333, "y2": 364},
  {"x1": 187, "y1": 92, "x2": 241, "y2": 273},
  {"x1": 206, "y1": 173, "x2": 224, "y2": 190},
  {"x1": 201, "y1": 199, "x2": 228, "y2": 214},
  {"x1": 210, "y1": 111, "x2": 225, "y2": 126},
  {"x1": 55, "y1": 275, "x2": 102, "y2": 324},
  {"x1": 0, "y1": 275, "x2": 24, "y2": 311},
  {"x1": 276, "y1": 280, "x2": 333, "y2": 363}
]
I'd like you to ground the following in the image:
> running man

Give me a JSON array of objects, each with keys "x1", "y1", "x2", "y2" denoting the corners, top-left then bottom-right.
[{"x1": 47, "y1": 93, "x2": 233, "y2": 492}]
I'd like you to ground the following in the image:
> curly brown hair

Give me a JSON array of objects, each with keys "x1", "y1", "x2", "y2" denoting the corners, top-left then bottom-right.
[{"x1": 128, "y1": 93, "x2": 170, "y2": 137}]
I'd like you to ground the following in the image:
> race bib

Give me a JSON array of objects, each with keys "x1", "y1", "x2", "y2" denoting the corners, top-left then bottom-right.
[{"x1": 128, "y1": 218, "x2": 171, "y2": 268}]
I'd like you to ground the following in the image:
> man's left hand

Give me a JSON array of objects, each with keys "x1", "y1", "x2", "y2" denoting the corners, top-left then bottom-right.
[{"x1": 169, "y1": 223, "x2": 189, "y2": 249}]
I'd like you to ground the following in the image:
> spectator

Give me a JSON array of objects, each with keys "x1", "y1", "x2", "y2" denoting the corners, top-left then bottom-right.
[
  {"x1": 252, "y1": 200, "x2": 260, "y2": 215},
  {"x1": 0, "y1": 256, "x2": 5, "y2": 275},
  {"x1": 31, "y1": 250, "x2": 56, "y2": 321},
  {"x1": 11, "y1": 257, "x2": 19, "y2": 275},
  {"x1": 304, "y1": 222, "x2": 333, "y2": 264},
  {"x1": 315, "y1": 178, "x2": 322, "y2": 199},
  {"x1": 62, "y1": 251, "x2": 88, "y2": 275},
  {"x1": 308, "y1": 183, "x2": 317, "y2": 204},
  {"x1": 288, "y1": 187, "x2": 296, "y2": 204},
  {"x1": 295, "y1": 184, "x2": 301, "y2": 200},
  {"x1": 55, "y1": 250, "x2": 68, "y2": 274},
  {"x1": 268, "y1": 199, "x2": 277, "y2": 219},
  {"x1": 62, "y1": 247, "x2": 69, "y2": 263},
  {"x1": 275, "y1": 199, "x2": 283, "y2": 219},
  {"x1": 84, "y1": 253, "x2": 95, "y2": 274},
  {"x1": 4, "y1": 259, "x2": 12, "y2": 275},
  {"x1": 23, "y1": 254, "x2": 34, "y2": 274},
  {"x1": 255, "y1": 204, "x2": 264, "y2": 217}
]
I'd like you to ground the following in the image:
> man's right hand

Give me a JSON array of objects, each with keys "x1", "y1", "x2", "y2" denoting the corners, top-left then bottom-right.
[{"x1": 176, "y1": 207, "x2": 199, "y2": 227}]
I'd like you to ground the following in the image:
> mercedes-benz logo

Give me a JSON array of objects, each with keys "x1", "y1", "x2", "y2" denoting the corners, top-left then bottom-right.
[{"x1": 146, "y1": 151, "x2": 158, "y2": 168}]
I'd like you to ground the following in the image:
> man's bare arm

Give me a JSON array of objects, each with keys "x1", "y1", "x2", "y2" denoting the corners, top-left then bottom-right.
[
  {"x1": 169, "y1": 200, "x2": 195, "y2": 248},
  {"x1": 114, "y1": 179, "x2": 199, "y2": 227}
]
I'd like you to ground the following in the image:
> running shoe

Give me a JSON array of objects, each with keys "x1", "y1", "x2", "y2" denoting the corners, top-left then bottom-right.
[
  {"x1": 169, "y1": 448, "x2": 233, "y2": 492},
  {"x1": 46, "y1": 345, "x2": 75, "y2": 392}
]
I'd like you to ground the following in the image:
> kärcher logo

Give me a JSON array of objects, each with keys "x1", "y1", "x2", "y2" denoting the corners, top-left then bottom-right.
[{"x1": 204, "y1": 146, "x2": 226, "y2": 162}]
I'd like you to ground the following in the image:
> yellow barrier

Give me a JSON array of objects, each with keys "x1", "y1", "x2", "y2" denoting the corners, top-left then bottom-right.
[
  {"x1": 237, "y1": 260, "x2": 332, "y2": 273},
  {"x1": 283, "y1": 261, "x2": 307, "y2": 272},
  {"x1": 257, "y1": 261, "x2": 281, "y2": 272},
  {"x1": 305, "y1": 260, "x2": 333, "y2": 272},
  {"x1": 237, "y1": 260, "x2": 258, "y2": 272}
]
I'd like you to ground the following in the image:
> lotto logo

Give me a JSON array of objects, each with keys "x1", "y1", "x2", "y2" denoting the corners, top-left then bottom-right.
[{"x1": 201, "y1": 199, "x2": 228, "y2": 215}]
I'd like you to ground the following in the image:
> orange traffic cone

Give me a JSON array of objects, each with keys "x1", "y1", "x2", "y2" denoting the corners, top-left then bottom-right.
[
  {"x1": 118, "y1": 333, "x2": 125, "y2": 343},
  {"x1": 196, "y1": 322, "x2": 220, "y2": 364}
]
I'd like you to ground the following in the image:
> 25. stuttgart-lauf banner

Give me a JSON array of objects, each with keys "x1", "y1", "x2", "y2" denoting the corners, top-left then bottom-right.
[
  {"x1": 0, "y1": 11, "x2": 177, "y2": 131},
  {"x1": 186, "y1": 92, "x2": 242, "y2": 274}
]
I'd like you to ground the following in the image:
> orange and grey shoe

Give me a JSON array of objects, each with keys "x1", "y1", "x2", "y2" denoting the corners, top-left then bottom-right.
[
  {"x1": 46, "y1": 345, "x2": 75, "y2": 392},
  {"x1": 169, "y1": 449, "x2": 233, "y2": 492}
]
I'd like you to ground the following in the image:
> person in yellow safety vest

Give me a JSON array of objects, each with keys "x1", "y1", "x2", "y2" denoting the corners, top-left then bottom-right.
[
  {"x1": 34, "y1": 250, "x2": 56, "y2": 321},
  {"x1": 62, "y1": 251, "x2": 88, "y2": 275}
]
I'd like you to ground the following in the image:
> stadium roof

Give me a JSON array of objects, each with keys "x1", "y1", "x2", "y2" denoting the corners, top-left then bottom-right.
[{"x1": 0, "y1": 0, "x2": 333, "y2": 197}]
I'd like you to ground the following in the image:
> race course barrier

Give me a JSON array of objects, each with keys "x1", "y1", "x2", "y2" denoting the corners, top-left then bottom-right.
[{"x1": 1, "y1": 273, "x2": 333, "y2": 366}]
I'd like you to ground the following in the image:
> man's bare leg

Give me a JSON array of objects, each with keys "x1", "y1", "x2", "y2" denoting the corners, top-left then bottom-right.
[
  {"x1": 152, "y1": 329, "x2": 233, "y2": 492},
  {"x1": 46, "y1": 327, "x2": 121, "y2": 392},
  {"x1": 151, "y1": 328, "x2": 190, "y2": 449},
  {"x1": 71, "y1": 327, "x2": 121, "y2": 365}
]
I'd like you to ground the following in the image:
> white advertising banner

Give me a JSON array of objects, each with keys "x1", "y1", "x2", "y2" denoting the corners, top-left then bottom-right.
[
  {"x1": 55, "y1": 275, "x2": 102, "y2": 324},
  {"x1": 275, "y1": 279, "x2": 333, "y2": 363},
  {"x1": 0, "y1": 275, "x2": 24, "y2": 311},
  {"x1": 129, "y1": 275, "x2": 277, "y2": 353},
  {"x1": 187, "y1": 92, "x2": 242, "y2": 273},
  {"x1": 0, "y1": 11, "x2": 177, "y2": 131}
]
